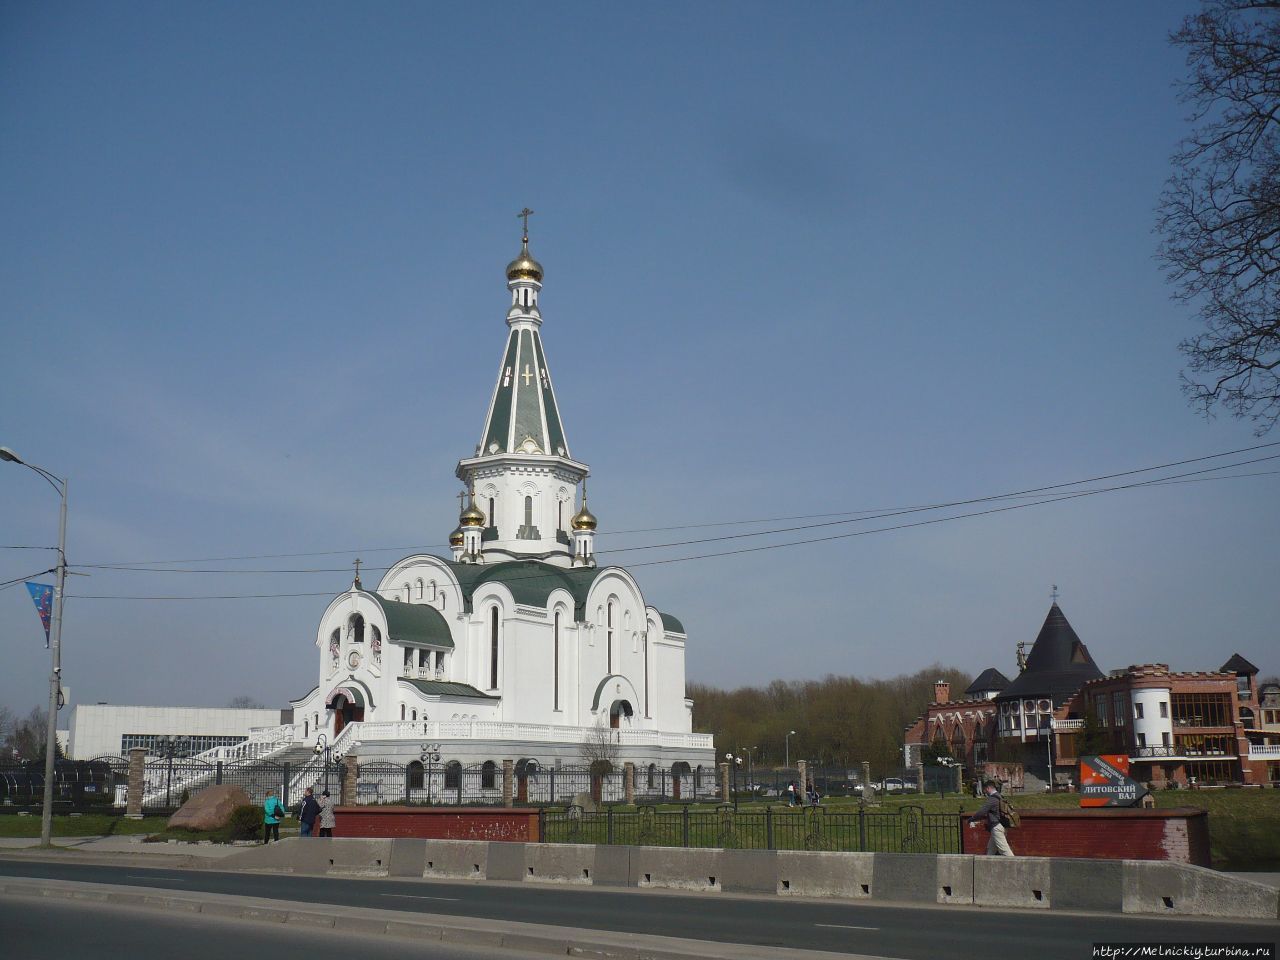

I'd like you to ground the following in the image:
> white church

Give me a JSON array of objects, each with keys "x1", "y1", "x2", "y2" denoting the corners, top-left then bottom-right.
[{"x1": 283, "y1": 225, "x2": 715, "y2": 785}]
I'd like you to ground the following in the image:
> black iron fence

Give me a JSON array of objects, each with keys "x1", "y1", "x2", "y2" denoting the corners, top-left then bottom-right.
[
  {"x1": 0, "y1": 758, "x2": 126, "y2": 812},
  {"x1": 542, "y1": 803, "x2": 963, "y2": 853}
]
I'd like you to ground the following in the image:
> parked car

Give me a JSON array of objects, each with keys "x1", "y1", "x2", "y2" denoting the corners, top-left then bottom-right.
[{"x1": 875, "y1": 777, "x2": 919, "y2": 794}]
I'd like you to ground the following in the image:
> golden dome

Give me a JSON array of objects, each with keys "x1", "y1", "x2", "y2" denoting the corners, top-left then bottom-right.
[
  {"x1": 459, "y1": 497, "x2": 486, "y2": 528},
  {"x1": 448, "y1": 526, "x2": 465, "y2": 547},
  {"x1": 506, "y1": 239, "x2": 543, "y2": 283},
  {"x1": 571, "y1": 500, "x2": 598, "y2": 531}
]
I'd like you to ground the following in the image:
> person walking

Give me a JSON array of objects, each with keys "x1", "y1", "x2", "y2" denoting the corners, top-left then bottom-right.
[
  {"x1": 317, "y1": 789, "x2": 336, "y2": 837},
  {"x1": 967, "y1": 779, "x2": 1014, "y2": 856},
  {"x1": 262, "y1": 788, "x2": 286, "y2": 844},
  {"x1": 298, "y1": 786, "x2": 321, "y2": 837},
  {"x1": 785, "y1": 781, "x2": 798, "y2": 807},
  {"x1": 806, "y1": 780, "x2": 820, "y2": 807}
]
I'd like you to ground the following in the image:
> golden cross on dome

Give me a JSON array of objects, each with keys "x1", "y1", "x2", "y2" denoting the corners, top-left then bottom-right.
[{"x1": 517, "y1": 207, "x2": 534, "y2": 241}]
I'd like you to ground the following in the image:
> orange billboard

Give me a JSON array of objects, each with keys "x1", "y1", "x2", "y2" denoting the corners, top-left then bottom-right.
[{"x1": 1079, "y1": 754, "x2": 1147, "y2": 807}]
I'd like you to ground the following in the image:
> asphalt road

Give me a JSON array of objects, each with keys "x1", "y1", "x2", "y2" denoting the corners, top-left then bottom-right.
[
  {"x1": 0, "y1": 897, "x2": 550, "y2": 960},
  {"x1": 0, "y1": 859, "x2": 1274, "y2": 960}
]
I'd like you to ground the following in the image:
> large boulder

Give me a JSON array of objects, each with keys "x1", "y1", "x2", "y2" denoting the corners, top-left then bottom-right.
[{"x1": 167, "y1": 784, "x2": 252, "y2": 831}]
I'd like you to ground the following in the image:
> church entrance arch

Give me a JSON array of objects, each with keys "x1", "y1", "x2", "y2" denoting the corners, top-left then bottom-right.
[
  {"x1": 608, "y1": 699, "x2": 633, "y2": 730},
  {"x1": 671, "y1": 761, "x2": 691, "y2": 801},
  {"x1": 515, "y1": 758, "x2": 539, "y2": 804},
  {"x1": 325, "y1": 682, "x2": 370, "y2": 736}
]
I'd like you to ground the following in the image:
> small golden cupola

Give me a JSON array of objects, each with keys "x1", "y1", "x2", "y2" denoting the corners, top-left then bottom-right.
[
  {"x1": 506, "y1": 237, "x2": 543, "y2": 283},
  {"x1": 570, "y1": 486, "x2": 597, "y2": 568},
  {"x1": 459, "y1": 495, "x2": 487, "y2": 528},
  {"x1": 571, "y1": 498, "x2": 597, "y2": 531}
]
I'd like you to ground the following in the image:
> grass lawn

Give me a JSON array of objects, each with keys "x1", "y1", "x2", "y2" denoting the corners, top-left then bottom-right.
[
  {"x1": 583, "y1": 787, "x2": 1280, "y2": 866},
  {"x1": 0, "y1": 814, "x2": 168, "y2": 838}
]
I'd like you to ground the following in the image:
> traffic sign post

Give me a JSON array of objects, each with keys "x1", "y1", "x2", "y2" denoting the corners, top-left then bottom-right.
[{"x1": 1079, "y1": 755, "x2": 1148, "y2": 807}]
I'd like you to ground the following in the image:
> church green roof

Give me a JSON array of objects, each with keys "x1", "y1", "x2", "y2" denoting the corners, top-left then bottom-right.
[
  {"x1": 447, "y1": 560, "x2": 600, "y2": 619},
  {"x1": 659, "y1": 612, "x2": 686, "y2": 634},
  {"x1": 363, "y1": 592, "x2": 454, "y2": 648},
  {"x1": 399, "y1": 678, "x2": 500, "y2": 700}
]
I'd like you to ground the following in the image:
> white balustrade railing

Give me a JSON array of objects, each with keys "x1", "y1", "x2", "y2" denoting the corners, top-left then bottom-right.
[
  {"x1": 1052, "y1": 719, "x2": 1085, "y2": 731},
  {"x1": 1248, "y1": 744, "x2": 1280, "y2": 758},
  {"x1": 338, "y1": 719, "x2": 712, "y2": 750}
]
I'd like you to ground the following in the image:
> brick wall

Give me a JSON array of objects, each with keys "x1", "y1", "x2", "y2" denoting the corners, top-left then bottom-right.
[
  {"x1": 333, "y1": 806, "x2": 540, "y2": 842},
  {"x1": 960, "y1": 807, "x2": 1210, "y2": 866}
]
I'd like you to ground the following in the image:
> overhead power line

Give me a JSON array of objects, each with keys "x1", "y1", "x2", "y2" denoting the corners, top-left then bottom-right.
[
  {"x1": 63, "y1": 457, "x2": 1277, "y2": 600},
  {"x1": 64, "y1": 439, "x2": 1280, "y2": 569},
  {"x1": 69, "y1": 451, "x2": 1280, "y2": 576}
]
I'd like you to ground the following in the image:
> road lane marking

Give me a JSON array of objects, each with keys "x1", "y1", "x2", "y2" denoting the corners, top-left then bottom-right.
[
  {"x1": 814, "y1": 923, "x2": 879, "y2": 930},
  {"x1": 126, "y1": 876, "x2": 187, "y2": 882},
  {"x1": 380, "y1": 894, "x2": 460, "y2": 901}
]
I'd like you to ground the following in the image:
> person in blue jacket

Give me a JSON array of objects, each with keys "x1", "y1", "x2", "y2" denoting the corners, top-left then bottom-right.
[{"x1": 262, "y1": 788, "x2": 286, "y2": 843}]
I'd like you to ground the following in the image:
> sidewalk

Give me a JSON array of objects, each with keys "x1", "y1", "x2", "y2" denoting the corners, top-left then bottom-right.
[{"x1": 0, "y1": 835, "x2": 241, "y2": 858}]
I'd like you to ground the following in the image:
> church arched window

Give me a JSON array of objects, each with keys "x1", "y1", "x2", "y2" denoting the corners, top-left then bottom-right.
[
  {"x1": 444, "y1": 761, "x2": 462, "y2": 790},
  {"x1": 440, "y1": 592, "x2": 446, "y2": 612},
  {"x1": 408, "y1": 761, "x2": 424, "y2": 790},
  {"x1": 489, "y1": 607, "x2": 500, "y2": 690},
  {"x1": 429, "y1": 581, "x2": 437, "y2": 602},
  {"x1": 488, "y1": 497, "x2": 496, "y2": 527},
  {"x1": 524, "y1": 495, "x2": 533, "y2": 527},
  {"x1": 350, "y1": 614, "x2": 365, "y2": 643},
  {"x1": 481, "y1": 760, "x2": 497, "y2": 790},
  {"x1": 607, "y1": 600, "x2": 615, "y2": 674},
  {"x1": 553, "y1": 611, "x2": 561, "y2": 711},
  {"x1": 400, "y1": 704, "x2": 405, "y2": 721},
  {"x1": 647, "y1": 763, "x2": 656, "y2": 789},
  {"x1": 403, "y1": 582, "x2": 412, "y2": 602},
  {"x1": 416, "y1": 579, "x2": 424, "y2": 600},
  {"x1": 411, "y1": 709, "x2": 417, "y2": 721}
]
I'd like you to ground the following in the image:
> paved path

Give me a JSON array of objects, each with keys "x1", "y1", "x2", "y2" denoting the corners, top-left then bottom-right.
[{"x1": 0, "y1": 858, "x2": 1272, "y2": 960}]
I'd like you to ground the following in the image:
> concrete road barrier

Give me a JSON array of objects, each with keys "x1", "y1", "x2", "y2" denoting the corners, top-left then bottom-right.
[{"x1": 209, "y1": 837, "x2": 1279, "y2": 919}]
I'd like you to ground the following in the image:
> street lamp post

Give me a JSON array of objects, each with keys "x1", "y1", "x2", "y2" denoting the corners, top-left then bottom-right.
[
  {"x1": 158, "y1": 736, "x2": 181, "y2": 809},
  {"x1": 785, "y1": 730, "x2": 797, "y2": 770},
  {"x1": 1, "y1": 446, "x2": 68, "y2": 849},
  {"x1": 314, "y1": 734, "x2": 330, "y2": 794},
  {"x1": 421, "y1": 742, "x2": 440, "y2": 805},
  {"x1": 1044, "y1": 717, "x2": 1055, "y2": 792},
  {"x1": 739, "y1": 746, "x2": 755, "y2": 795}
]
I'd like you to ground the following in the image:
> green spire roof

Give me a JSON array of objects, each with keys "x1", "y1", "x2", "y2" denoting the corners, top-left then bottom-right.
[{"x1": 478, "y1": 326, "x2": 570, "y2": 458}]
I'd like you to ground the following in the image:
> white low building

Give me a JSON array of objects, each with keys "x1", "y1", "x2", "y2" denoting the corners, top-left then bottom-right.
[
  {"x1": 280, "y1": 229, "x2": 715, "y2": 784},
  {"x1": 65, "y1": 704, "x2": 288, "y2": 760}
]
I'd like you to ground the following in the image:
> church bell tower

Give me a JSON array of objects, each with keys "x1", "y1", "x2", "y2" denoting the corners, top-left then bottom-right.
[{"x1": 453, "y1": 211, "x2": 595, "y2": 568}]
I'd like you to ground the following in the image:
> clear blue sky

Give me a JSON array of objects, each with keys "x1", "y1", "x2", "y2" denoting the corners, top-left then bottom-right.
[{"x1": 1, "y1": 1, "x2": 1276, "y2": 715}]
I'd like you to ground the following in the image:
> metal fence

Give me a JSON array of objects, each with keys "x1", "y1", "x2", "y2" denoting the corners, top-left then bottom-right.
[
  {"x1": 733, "y1": 765, "x2": 966, "y2": 802},
  {"x1": 542, "y1": 803, "x2": 963, "y2": 853},
  {"x1": 0, "y1": 758, "x2": 127, "y2": 812}
]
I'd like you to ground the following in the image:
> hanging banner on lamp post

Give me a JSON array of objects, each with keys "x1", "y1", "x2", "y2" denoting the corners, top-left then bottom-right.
[{"x1": 25, "y1": 582, "x2": 54, "y2": 648}]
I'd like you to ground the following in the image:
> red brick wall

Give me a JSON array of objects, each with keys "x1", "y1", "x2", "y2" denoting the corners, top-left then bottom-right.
[
  {"x1": 332, "y1": 806, "x2": 540, "y2": 842},
  {"x1": 960, "y1": 807, "x2": 1210, "y2": 866}
]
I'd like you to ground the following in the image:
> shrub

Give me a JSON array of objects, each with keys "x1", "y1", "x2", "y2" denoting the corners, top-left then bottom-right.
[{"x1": 228, "y1": 804, "x2": 263, "y2": 840}]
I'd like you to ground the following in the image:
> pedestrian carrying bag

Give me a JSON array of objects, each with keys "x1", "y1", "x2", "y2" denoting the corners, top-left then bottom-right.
[
  {"x1": 274, "y1": 801, "x2": 286, "y2": 820},
  {"x1": 998, "y1": 796, "x2": 1020, "y2": 829}
]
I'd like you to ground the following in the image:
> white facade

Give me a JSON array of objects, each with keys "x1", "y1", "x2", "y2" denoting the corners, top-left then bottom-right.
[
  {"x1": 285, "y1": 234, "x2": 713, "y2": 773},
  {"x1": 66, "y1": 704, "x2": 287, "y2": 760},
  {"x1": 1130, "y1": 686, "x2": 1173, "y2": 752}
]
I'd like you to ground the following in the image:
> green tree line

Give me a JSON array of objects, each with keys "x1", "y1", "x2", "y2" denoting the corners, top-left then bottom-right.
[{"x1": 688, "y1": 665, "x2": 974, "y2": 775}]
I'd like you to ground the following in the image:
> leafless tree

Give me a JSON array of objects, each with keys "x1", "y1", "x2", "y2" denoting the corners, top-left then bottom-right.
[
  {"x1": 579, "y1": 717, "x2": 619, "y2": 774},
  {"x1": 1158, "y1": 0, "x2": 1280, "y2": 433},
  {"x1": 4, "y1": 706, "x2": 52, "y2": 761},
  {"x1": 227, "y1": 695, "x2": 266, "y2": 709}
]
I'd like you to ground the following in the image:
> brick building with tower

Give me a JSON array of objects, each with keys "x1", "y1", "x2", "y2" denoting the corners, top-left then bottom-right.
[{"x1": 904, "y1": 602, "x2": 1277, "y2": 788}]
